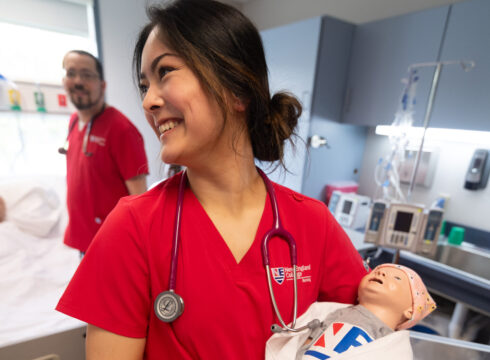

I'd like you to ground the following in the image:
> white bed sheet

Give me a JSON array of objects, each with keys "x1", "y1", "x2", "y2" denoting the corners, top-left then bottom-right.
[
  {"x1": 0, "y1": 177, "x2": 84, "y2": 348},
  {"x1": 0, "y1": 221, "x2": 83, "y2": 348}
]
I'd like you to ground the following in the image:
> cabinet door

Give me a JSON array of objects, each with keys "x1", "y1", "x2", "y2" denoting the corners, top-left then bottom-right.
[
  {"x1": 311, "y1": 16, "x2": 355, "y2": 123},
  {"x1": 260, "y1": 17, "x2": 321, "y2": 192},
  {"x1": 343, "y1": 6, "x2": 449, "y2": 127},
  {"x1": 429, "y1": 0, "x2": 490, "y2": 131}
]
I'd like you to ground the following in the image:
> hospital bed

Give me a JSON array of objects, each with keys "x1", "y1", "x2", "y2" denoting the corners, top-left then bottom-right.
[{"x1": 0, "y1": 176, "x2": 86, "y2": 360}]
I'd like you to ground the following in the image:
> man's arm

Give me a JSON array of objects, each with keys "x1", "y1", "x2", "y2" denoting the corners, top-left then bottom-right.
[
  {"x1": 125, "y1": 174, "x2": 147, "y2": 195},
  {"x1": 86, "y1": 324, "x2": 146, "y2": 360}
]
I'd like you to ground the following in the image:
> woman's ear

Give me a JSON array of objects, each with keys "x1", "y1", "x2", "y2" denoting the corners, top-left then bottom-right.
[{"x1": 232, "y1": 94, "x2": 247, "y2": 113}]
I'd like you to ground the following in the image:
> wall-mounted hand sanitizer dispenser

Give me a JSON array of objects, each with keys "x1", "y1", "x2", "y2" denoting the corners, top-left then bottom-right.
[{"x1": 464, "y1": 149, "x2": 489, "y2": 190}]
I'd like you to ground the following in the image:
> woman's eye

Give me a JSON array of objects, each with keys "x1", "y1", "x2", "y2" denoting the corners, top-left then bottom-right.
[
  {"x1": 138, "y1": 84, "x2": 148, "y2": 97},
  {"x1": 158, "y1": 66, "x2": 174, "y2": 79}
]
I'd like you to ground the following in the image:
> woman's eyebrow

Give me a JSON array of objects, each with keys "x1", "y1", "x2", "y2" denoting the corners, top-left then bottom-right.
[{"x1": 140, "y1": 52, "x2": 177, "y2": 80}]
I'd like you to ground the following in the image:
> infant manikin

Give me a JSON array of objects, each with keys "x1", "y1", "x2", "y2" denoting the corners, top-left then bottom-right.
[{"x1": 266, "y1": 264, "x2": 436, "y2": 360}]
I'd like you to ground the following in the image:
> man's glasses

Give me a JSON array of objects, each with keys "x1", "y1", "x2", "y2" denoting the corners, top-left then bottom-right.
[{"x1": 64, "y1": 70, "x2": 100, "y2": 81}]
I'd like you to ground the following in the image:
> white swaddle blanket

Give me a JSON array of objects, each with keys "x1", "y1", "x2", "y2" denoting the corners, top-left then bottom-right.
[{"x1": 266, "y1": 302, "x2": 413, "y2": 360}]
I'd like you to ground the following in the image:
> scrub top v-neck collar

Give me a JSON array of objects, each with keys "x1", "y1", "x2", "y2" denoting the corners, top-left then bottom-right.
[{"x1": 186, "y1": 186, "x2": 272, "y2": 269}]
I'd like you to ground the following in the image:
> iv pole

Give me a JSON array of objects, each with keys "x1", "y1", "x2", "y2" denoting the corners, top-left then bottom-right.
[
  {"x1": 389, "y1": 60, "x2": 474, "y2": 264},
  {"x1": 406, "y1": 60, "x2": 475, "y2": 202}
]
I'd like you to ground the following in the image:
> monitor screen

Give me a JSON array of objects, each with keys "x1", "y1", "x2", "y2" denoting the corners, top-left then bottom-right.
[
  {"x1": 342, "y1": 200, "x2": 353, "y2": 214},
  {"x1": 394, "y1": 211, "x2": 413, "y2": 233}
]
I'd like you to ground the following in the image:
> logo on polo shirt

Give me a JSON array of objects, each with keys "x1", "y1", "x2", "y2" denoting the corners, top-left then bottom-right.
[
  {"x1": 271, "y1": 264, "x2": 312, "y2": 285},
  {"x1": 272, "y1": 267, "x2": 285, "y2": 284},
  {"x1": 89, "y1": 135, "x2": 106, "y2": 146}
]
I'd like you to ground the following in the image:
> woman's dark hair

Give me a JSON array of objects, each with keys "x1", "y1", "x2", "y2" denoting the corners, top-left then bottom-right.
[{"x1": 133, "y1": 0, "x2": 302, "y2": 165}]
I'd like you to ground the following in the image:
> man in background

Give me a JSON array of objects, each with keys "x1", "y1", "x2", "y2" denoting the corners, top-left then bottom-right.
[{"x1": 61, "y1": 50, "x2": 148, "y2": 254}]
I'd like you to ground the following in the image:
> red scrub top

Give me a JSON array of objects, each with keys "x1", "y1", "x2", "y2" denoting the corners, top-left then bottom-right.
[
  {"x1": 57, "y1": 173, "x2": 367, "y2": 359},
  {"x1": 64, "y1": 106, "x2": 148, "y2": 252}
]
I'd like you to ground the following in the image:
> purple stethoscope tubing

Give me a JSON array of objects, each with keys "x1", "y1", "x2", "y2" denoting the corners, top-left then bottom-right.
[
  {"x1": 165, "y1": 168, "x2": 318, "y2": 333},
  {"x1": 168, "y1": 168, "x2": 188, "y2": 291}
]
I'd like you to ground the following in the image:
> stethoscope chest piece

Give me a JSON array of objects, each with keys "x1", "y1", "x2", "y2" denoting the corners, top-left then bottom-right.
[{"x1": 154, "y1": 290, "x2": 184, "y2": 322}]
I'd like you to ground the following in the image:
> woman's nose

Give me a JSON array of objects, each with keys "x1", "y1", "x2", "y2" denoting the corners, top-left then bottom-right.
[{"x1": 142, "y1": 86, "x2": 164, "y2": 113}]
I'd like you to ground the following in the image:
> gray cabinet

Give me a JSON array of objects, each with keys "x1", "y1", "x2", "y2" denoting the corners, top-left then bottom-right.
[
  {"x1": 429, "y1": 0, "x2": 490, "y2": 131},
  {"x1": 343, "y1": 6, "x2": 450, "y2": 127},
  {"x1": 260, "y1": 17, "x2": 322, "y2": 192},
  {"x1": 261, "y1": 16, "x2": 357, "y2": 193}
]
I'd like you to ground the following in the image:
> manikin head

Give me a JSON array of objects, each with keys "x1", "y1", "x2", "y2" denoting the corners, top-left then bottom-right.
[{"x1": 358, "y1": 264, "x2": 436, "y2": 330}]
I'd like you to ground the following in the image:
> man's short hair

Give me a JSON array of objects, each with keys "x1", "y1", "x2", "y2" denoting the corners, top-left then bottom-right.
[{"x1": 63, "y1": 50, "x2": 104, "y2": 81}]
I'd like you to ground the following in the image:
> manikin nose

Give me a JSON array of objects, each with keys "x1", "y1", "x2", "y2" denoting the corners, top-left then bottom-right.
[{"x1": 375, "y1": 268, "x2": 386, "y2": 276}]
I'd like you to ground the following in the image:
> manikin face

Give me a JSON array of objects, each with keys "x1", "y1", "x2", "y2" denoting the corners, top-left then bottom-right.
[
  {"x1": 62, "y1": 53, "x2": 105, "y2": 111},
  {"x1": 139, "y1": 28, "x2": 237, "y2": 168},
  {"x1": 358, "y1": 266, "x2": 413, "y2": 319}
]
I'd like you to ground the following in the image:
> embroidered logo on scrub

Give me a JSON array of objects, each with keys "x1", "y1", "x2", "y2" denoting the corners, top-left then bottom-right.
[
  {"x1": 271, "y1": 264, "x2": 312, "y2": 285},
  {"x1": 304, "y1": 322, "x2": 373, "y2": 359},
  {"x1": 89, "y1": 135, "x2": 106, "y2": 146}
]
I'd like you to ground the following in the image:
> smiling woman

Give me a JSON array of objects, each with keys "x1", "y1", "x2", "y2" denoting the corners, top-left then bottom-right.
[{"x1": 55, "y1": 1, "x2": 368, "y2": 359}]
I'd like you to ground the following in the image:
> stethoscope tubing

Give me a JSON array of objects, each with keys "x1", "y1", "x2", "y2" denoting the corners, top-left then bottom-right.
[
  {"x1": 161, "y1": 168, "x2": 319, "y2": 333},
  {"x1": 58, "y1": 104, "x2": 106, "y2": 156},
  {"x1": 169, "y1": 169, "x2": 187, "y2": 291},
  {"x1": 257, "y1": 169, "x2": 300, "y2": 331}
]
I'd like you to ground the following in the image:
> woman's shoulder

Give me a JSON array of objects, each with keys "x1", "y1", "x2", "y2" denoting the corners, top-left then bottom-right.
[
  {"x1": 273, "y1": 181, "x2": 328, "y2": 213},
  {"x1": 115, "y1": 174, "x2": 180, "y2": 218}
]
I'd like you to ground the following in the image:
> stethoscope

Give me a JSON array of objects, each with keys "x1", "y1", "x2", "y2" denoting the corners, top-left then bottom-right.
[
  {"x1": 58, "y1": 104, "x2": 106, "y2": 156},
  {"x1": 153, "y1": 168, "x2": 321, "y2": 334}
]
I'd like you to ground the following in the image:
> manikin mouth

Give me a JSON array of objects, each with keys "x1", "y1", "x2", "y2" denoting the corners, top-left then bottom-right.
[{"x1": 369, "y1": 278, "x2": 383, "y2": 284}]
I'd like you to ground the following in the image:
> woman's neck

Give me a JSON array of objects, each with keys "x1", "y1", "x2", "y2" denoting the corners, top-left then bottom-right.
[{"x1": 186, "y1": 161, "x2": 265, "y2": 215}]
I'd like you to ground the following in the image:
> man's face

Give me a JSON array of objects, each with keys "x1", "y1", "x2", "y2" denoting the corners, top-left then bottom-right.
[{"x1": 62, "y1": 53, "x2": 105, "y2": 111}]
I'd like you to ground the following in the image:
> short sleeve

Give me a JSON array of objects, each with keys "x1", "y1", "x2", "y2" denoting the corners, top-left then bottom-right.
[
  {"x1": 56, "y1": 198, "x2": 149, "y2": 338},
  {"x1": 111, "y1": 122, "x2": 149, "y2": 181},
  {"x1": 318, "y1": 206, "x2": 368, "y2": 304}
]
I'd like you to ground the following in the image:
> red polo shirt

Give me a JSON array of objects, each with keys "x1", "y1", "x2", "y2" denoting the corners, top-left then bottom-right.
[{"x1": 64, "y1": 106, "x2": 148, "y2": 252}]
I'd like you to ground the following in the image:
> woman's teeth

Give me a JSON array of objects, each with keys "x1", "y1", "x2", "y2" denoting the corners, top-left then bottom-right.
[{"x1": 159, "y1": 121, "x2": 178, "y2": 134}]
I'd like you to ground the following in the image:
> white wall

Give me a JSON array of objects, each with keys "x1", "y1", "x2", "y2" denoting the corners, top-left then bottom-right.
[
  {"x1": 241, "y1": 0, "x2": 464, "y2": 30},
  {"x1": 358, "y1": 128, "x2": 490, "y2": 232},
  {"x1": 96, "y1": 0, "x2": 164, "y2": 186}
]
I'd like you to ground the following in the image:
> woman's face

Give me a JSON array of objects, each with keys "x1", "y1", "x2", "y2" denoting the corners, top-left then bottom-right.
[{"x1": 139, "y1": 27, "x2": 231, "y2": 168}]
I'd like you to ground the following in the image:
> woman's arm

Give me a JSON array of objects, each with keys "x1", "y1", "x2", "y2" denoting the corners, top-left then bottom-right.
[{"x1": 86, "y1": 324, "x2": 146, "y2": 360}]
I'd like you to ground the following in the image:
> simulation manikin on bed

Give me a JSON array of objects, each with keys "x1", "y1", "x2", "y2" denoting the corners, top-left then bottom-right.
[{"x1": 266, "y1": 264, "x2": 436, "y2": 360}]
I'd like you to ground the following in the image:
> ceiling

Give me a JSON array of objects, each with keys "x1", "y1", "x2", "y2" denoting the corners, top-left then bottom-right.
[{"x1": 233, "y1": 0, "x2": 465, "y2": 30}]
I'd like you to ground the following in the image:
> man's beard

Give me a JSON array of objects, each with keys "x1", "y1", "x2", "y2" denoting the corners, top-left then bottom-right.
[{"x1": 69, "y1": 85, "x2": 102, "y2": 110}]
